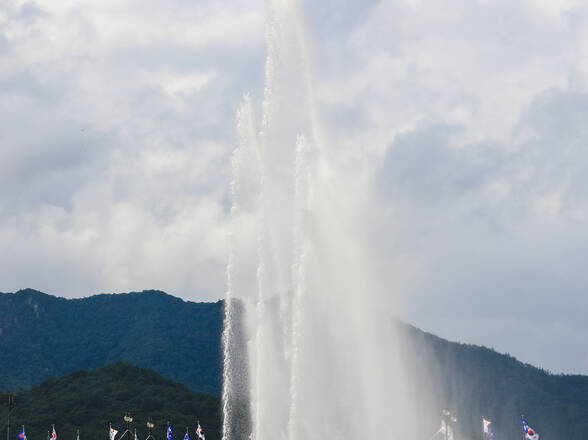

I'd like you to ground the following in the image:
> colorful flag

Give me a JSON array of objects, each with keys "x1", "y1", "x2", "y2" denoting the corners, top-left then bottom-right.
[
  {"x1": 522, "y1": 418, "x2": 539, "y2": 440},
  {"x1": 167, "y1": 425, "x2": 174, "y2": 440},
  {"x1": 18, "y1": 427, "x2": 27, "y2": 440},
  {"x1": 183, "y1": 429, "x2": 190, "y2": 440},
  {"x1": 196, "y1": 422, "x2": 205, "y2": 440},
  {"x1": 109, "y1": 425, "x2": 118, "y2": 440},
  {"x1": 51, "y1": 425, "x2": 57, "y2": 440}
]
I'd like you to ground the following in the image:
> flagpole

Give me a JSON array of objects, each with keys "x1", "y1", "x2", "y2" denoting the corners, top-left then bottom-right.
[
  {"x1": 124, "y1": 412, "x2": 133, "y2": 440},
  {"x1": 521, "y1": 415, "x2": 526, "y2": 440},
  {"x1": 146, "y1": 419, "x2": 154, "y2": 440},
  {"x1": 6, "y1": 393, "x2": 14, "y2": 440}
]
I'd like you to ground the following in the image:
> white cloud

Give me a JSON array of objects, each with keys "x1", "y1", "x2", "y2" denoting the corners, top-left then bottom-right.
[
  {"x1": 0, "y1": 0, "x2": 265, "y2": 299},
  {"x1": 1, "y1": 0, "x2": 587, "y2": 374}
]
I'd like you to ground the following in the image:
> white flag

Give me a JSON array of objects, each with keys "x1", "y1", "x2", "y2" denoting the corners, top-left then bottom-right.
[
  {"x1": 51, "y1": 426, "x2": 57, "y2": 440},
  {"x1": 439, "y1": 420, "x2": 447, "y2": 434},
  {"x1": 483, "y1": 419, "x2": 495, "y2": 440},
  {"x1": 196, "y1": 423, "x2": 205, "y2": 440},
  {"x1": 483, "y1": 419, "x2": 491, "y2": 434}
]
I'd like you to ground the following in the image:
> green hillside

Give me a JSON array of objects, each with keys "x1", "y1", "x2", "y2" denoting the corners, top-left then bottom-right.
[
  {"x1": 399, "y1": 322, "x2": 588, "y2": 439},
  {"x1": 0, "y1": 289, "x2": 222, "y2": 395},
  {"x1": 0, "y1": 363, "x2": 220, "y2": 440},
  {"x1": 1, "y1": 289, "x2": 587, "y2": 439}
]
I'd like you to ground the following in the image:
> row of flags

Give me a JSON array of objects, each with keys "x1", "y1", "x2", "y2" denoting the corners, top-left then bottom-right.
[
  {"x1": 483, "y1": 416, "x2": 539, "y2": 440},
  {"x1": 111, "y1": 423, "x2": 205, "y2": 440},
  {"x1": 165, "y1": 422, "x2": 205, "y2": 440},
  {"x1": 168, "y1": 422, "x2": 205, "y2": 440},
  {"x1": 17, "y1": 425, "x2": 58, "y2": 440},
  {"x1": 18, "y1": 416, "x2": 541, "y2": 440},
  {"x1": 431, "y1": 415, "x2": 541, "y2": 440},
  {"x1": 17, "y1": 422, "x2": 206, "y2": 440}
]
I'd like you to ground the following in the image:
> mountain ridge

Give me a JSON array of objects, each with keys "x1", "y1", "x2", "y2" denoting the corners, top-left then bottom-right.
[
  {"x1": 0, "y1": 289, "x2": 223, "y2": 395},
  {"x1": 3, "y1": 288, "x2": 567, "y2": 379},
  {"x1": 1, "y1": 288, "x2": 587, "y2": 439}
]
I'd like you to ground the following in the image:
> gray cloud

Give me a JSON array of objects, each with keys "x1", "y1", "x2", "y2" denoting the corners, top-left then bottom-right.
[
  {"x1": 1, "y1": 0, "x2": 587, "y2": 374},
  {"x1": 374, "y1": 87, "x2": 588, "y2": 374}
]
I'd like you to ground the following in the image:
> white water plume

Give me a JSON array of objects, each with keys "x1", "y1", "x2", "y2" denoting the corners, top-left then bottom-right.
[
  {"x1": 287, "y1": 133, "x2": 312, "y2": 440},
  {"x1": 222, "y1": 1, "x2": 433, "y2": 439}
]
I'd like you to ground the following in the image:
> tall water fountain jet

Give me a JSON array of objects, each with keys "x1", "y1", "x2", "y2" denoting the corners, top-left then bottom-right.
[{"x1": 222, "y1": 1, "x2": 434, "y2": 439}]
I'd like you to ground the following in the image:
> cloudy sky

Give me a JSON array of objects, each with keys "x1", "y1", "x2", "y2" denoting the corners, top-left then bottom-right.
[{"x1": 2, "y1": 0, "x2": 588, "y2": 375}]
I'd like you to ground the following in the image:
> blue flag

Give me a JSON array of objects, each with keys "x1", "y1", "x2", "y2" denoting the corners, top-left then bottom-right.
[
  {"x1": 488, "y1": 425, "x2": 495, "y2": 440},
  {"x1": 18, "y1": 428, "x2": 27, "y2": 440},
  {"x1": 183, "y1": 431, "x2": 190, "y2": 440},
  {"x1": 167, "y1": 426, "x2": 173, "y2": 440}
]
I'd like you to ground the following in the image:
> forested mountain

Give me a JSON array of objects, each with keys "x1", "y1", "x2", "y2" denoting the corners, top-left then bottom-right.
[
  {"x1": 398, "y1": 323, "x2": 588, "y2": 440},
  {"x1": 1, "y1": 289, "x2": 587, "y2": 439},
  {"x1": 0, "y1": 363, "x2": 220, "y2": 440},
  {"x1": 0, "y1": 289, "x2": 222, "y2": 395}
]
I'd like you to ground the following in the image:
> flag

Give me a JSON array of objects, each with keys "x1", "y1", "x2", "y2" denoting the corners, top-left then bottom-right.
[
  {"x1": 439, "y1": 420, "x2": 447, "y2": 434},
  {"x1": 522, "y1": 418, "x2": 539, "y2": 440},
  {"x1": 439, "y1": 419, "x2": 453, "y2": 440},
  {"x1": 51, "y1": 425, "x2": 57, "y2": 440},
  {"x1": 447, "y1": 425, "x2": 454, "y2": 440},
  {"x1": 183, "y1": 429, "x2": 190, "y2": 440},
  {"x1": 76, "y1": 431, "x2": 80, "y2": 440},
  {"x1": 109, "y1": 426, "x2": 118, "y2": 440},
  {"x1": 18, "y1": 427, "x2": 27, "y2": 440},
  {"x1": 196, "y1": 422, "x2": 205, "y2": 440},
  {"x1": 134, "y1": 430, "x2": 138, "y2": 440},
  {"x1": 483, "y1": 419, "x2": 491, "y2": 435},
  {"x1": 483, "y1": 419, "x2": 495, "y2": 440},
  {"x1": 167, "y1": 425, "x2": 174, "y2": 440}
]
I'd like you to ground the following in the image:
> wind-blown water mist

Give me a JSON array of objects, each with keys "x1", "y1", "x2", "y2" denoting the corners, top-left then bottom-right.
[{"x1": 222, "y1": 2, "x2": 430, "y2": 439}]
